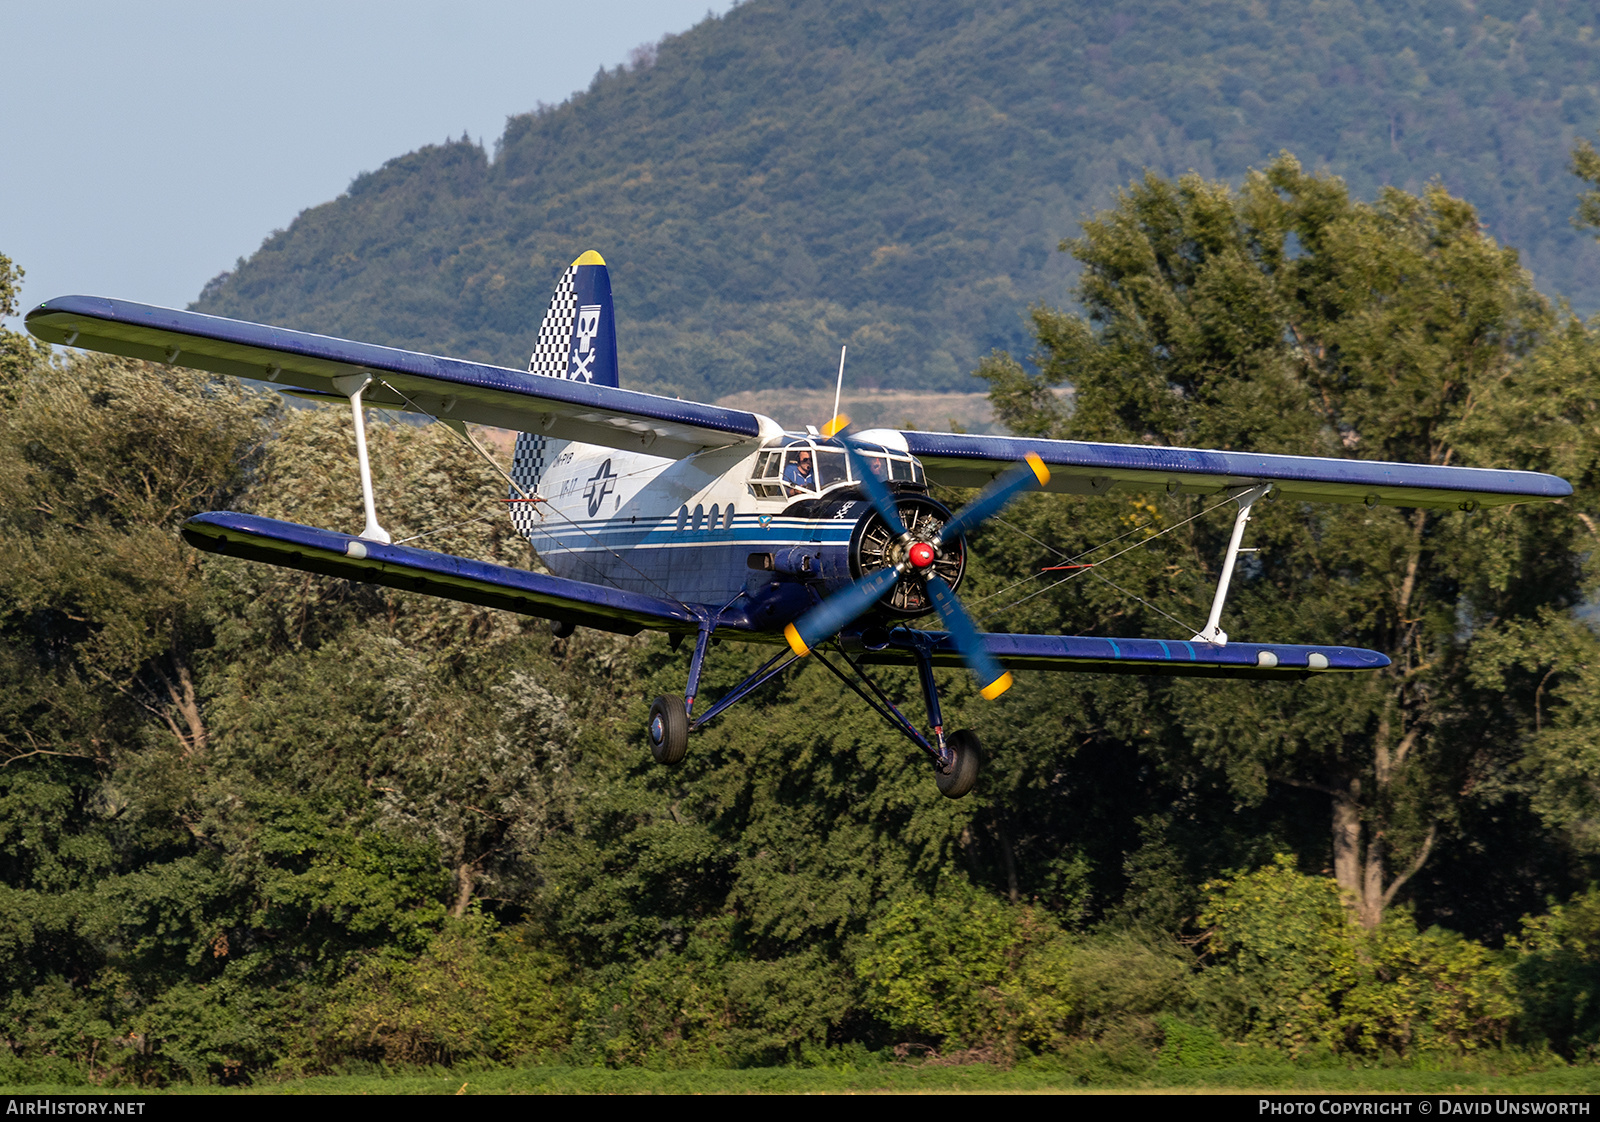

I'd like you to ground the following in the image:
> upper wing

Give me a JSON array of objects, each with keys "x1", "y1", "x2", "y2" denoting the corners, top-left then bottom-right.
[
  {"x1": 881, "y1": 430, "x2": 1571, "y2": 510},
  {"x1": 183, "y1": 511, "x2": 700, "y2": 635},
  {"x1": 26, "y1": 296, "x2": 778, "y2": 459}
]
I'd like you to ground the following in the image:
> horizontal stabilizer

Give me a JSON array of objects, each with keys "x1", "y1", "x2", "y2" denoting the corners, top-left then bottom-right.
[
  {"x1": 182, "y1": 512, "x2": 698, "y2": 635},
  {"x1": 853, "y1": 628, "x2": 1389, "y2": 679}
]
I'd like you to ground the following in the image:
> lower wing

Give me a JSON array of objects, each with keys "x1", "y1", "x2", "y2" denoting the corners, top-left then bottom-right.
[
  {"x1": 853, "y1": 628, "x2": 1388, "y2": 680},
  {"x1": 184, "y1": 513, "x2": 1384, "y2": 678},
  {"x1": 182, "y1": 512, "x2": 698, "y2": 635}
]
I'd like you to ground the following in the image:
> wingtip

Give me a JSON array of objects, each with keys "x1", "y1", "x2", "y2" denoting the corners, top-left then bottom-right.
[{"x1": 571, "y1": 250, "x2": 607, "y2": 267}]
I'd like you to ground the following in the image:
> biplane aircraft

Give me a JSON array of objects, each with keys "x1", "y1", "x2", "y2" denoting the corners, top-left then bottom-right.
[{"x1": 26, "y1": 252, "x2": 1573, "y2": 798}]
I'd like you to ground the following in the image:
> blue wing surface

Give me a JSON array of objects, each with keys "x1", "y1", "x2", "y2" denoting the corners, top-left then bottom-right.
[
  {"x1": 25, "y1": 297, "x2": 771, "y2": 459},
  {"x1": 30, "y1": 296, "x2": 1571, "y2": 508},
  {"x1": 856, "y1": 629, "x2": 1390, "y2": 680},
  {"x1": 898, "y1": 431, "x2": 1571, "y2": 510},
  {"x1": 180, "y1": 514, "x2": 1386, "y2": 677},
  {"x1": 182, "y1": 511, "x2": 699, "y2": 636}
]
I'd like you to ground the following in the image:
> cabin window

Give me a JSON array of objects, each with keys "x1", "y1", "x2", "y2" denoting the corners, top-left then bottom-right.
[
  {"x1": 783, "y1": 448, "x2": 818, "y2": 493},
  {"x1": 892, "y1": 457, "x2": 922, "y2": 483},
  {"x1": 723, "y1": 505, "x2": 736, "y2": 529},
  {"x1": 750, "y1": 451, "x2": 787, "y2": 499},
  {"x1": 693, "y1": 504, "x2": 704, "y2": 530},
  {"x1": 750, "y1": 438, "x2": 924, "y2": 500},
  {"x1": 676, "y1": 506, "x2": 688, "y2": 532},
  {"x1": 853, "y1": 444, "x2": 922, "y2": 484},
  {"x1": 813, "y1": 449, "x2": 847, "y2": 489},
  {"x1": 709, "y1": 503, "x2": 720, "y2": 528}
]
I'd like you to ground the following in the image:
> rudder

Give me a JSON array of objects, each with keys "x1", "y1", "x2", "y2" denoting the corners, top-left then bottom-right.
[{"x1": 527, "y1": 250, "x2": 619, "y2": 388}]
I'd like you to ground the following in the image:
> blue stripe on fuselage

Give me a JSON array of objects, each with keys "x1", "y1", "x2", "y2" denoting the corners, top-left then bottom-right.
[{"x1": 527, "y1": 515, "x2": 857, "y2": 602}]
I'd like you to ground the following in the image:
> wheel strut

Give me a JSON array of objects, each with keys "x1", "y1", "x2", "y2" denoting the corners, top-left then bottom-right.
[{"x1": 642, "y1": 625, "x2": 981, "y2": 798}]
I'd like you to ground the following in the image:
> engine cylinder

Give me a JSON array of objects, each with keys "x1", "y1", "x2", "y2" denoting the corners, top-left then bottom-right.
[{"x1": 848, "y1": 494, "x2": 965, "y2": 618}]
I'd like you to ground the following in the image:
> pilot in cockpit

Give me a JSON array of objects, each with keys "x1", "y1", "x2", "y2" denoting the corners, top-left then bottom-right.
[{"x1": 782, "y1": 449, "x2": 815, "y2": 495}]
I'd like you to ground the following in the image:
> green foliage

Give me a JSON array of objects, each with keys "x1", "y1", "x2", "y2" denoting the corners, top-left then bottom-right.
[
  {"x1": 855, "y1": 881, "x2": 1189, "y2": 1061},
  {"x1": 1199, "y1": 855, "x2": 1358, "y2": 1052},
  {"x1": 318, "y1": 914, "x2": 573, "y2": 1068},
  {"x1": 1510, "y1": 886, "x2": 1600, "y2": 1060},
  {"x1": 196, "y1": 0, "x2": 1600, "y2": 400},
  {"x1": 0, "y1": 252, "x2": 49, "y2": 383},
  {"x1": 4, "y1": 152, "x2": 1599, "y2": 1086},
  {"x1": 1157, "y1": 1018, "x2": 1243, "y2": 1069},
  {"x1": 1200, "y1": 857, "x2": 1517, "y2": 1058},
  {"x1": 1574, "y1": 138, "x2": 1600, "y2": 239},
  {"x1": 976, "y1": 154, "x2": 1600, "y2": 936}
]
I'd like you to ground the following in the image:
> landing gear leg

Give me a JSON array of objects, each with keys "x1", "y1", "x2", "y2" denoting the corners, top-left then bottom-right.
[
  {"x1": 646, "y1": 624, "x2": 713, "y2": 767},
  {"x1": 684, "y1": 625, "x2": 712, "y2": 718},
  {"x1": 910, "y1": 639, "x2": 980, "y2": 800}
]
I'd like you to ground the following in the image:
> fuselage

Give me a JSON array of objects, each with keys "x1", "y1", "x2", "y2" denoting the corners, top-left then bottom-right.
[{"x1": 508, "y1": 427, "x2": 952, "y2": 630}]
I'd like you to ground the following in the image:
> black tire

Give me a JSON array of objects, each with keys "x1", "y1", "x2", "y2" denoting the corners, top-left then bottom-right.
[
  {"x1": 936, "y1": 730, "x2": 981, "y2": 799},
  {"x1": 551, "y1": 619, "x2": 575, "y2": 638},
  {"x1": 647, "y1": 695, "x2": 689, "y2": 765}
]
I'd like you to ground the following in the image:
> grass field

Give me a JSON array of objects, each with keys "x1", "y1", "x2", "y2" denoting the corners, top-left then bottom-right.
[{"x1": 9, "y1": 1062, "x2": 1600, "y2": 1095}]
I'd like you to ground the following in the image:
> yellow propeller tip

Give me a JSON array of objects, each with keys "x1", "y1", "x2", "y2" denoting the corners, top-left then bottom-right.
[
  {"x1": 1025, "y1": 452, "x2": 1050, "y2": 486},
  {"x1": 821, "y1": 414, "x2": 850, "y2": 438},
  {"x1": 980, "y1": 672, "x2": 1014, "y2": 701},
  {"x1": 784, "y1": 623, "x2": 811, "y2": 657}
]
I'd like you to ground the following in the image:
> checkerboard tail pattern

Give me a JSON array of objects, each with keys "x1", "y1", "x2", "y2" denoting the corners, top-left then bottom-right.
[
  {"x1": 509, "y1": 432, "x2": 556, "y2": 538},
  {"x1": 528, "y1": 265, "x2": 579, "y2": 379}
]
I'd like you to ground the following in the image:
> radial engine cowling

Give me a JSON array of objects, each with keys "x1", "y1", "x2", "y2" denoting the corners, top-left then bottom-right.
[{"x1": 848, "y1": 493, "x2": 965, "y2": 618}]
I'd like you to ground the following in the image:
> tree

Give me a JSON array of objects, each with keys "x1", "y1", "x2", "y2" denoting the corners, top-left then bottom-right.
[
  {"x1": 978, "y1": 155, "x2": 1599, "y2": 929},
  {"x1": 1572, "y1": 137, "x2": 1600, "y2": 239},
  {"x1": 0, "y1": 252, "x2": 48, "y2": 383}
]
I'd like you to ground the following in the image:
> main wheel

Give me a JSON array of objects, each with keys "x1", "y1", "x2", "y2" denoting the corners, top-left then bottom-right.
[
  {"x1": 935, "y1": 730, "x2": 981, "y2": 799},
  {"x1": 647, "y1": 695, "x2": 689, "y2": 765}
]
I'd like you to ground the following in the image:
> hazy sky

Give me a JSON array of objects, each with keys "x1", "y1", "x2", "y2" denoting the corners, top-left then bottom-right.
[{"x1": 1, "y1": 1, "x2": 736, "y2": 325}]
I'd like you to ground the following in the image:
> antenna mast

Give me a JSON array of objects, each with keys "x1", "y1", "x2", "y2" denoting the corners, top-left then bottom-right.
[{"x1": 831, "y1": 345, "x2": 848, "y2": 425}]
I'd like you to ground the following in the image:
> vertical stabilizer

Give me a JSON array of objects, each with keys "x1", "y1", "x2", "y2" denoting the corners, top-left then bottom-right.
[{"x1": 527, "y1": 250, "x2": 619, "y2": 389}]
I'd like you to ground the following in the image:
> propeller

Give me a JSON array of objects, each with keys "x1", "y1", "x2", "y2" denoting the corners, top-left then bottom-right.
[{"x1": 783, "y1": 416, "x2": 1050, "y2": 700}]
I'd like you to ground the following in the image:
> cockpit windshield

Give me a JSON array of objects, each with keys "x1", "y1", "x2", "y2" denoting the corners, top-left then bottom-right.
[{"x1": 749, "y1": 437, "x2": 924, "y2": 500}]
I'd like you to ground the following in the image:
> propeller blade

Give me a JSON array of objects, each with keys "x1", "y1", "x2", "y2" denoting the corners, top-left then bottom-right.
[
  {"x1": 933, "y1": 452, "x2": 1050, "y2": 548},
  {"x1": 785, "y1": 564, "x2": 903, "y2": 656},
  {"x1": 839, "y1": 433, "x2": 908, "y2": 539},
  {"x1": 924, "y1": 573, "x2": 1013, "y2": 700}
]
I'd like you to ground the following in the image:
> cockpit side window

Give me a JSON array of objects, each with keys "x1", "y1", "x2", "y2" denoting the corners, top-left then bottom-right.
[
  {"x1": 750, "y1": 437, "x2": 924, "y2": 500},
  {"x1": 813, "y1": 449, "x2": 847, "y2": 489},
  {"x1": 782, "y1": 447, "x2": 817, "y2": 493},
  {"x1": 750, "y1": 450, "x2": 787, "y2": 499},
  {"x1": 854, "y1": 443, "x2": 923, "y2": 485}
]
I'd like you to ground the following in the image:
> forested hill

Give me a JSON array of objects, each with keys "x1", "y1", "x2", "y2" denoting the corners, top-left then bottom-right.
[{"x1": 194, "y1": 0, "x2": 1600, "y2": 399}]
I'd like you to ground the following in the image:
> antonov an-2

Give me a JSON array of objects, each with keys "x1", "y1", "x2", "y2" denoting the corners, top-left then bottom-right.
[{"x1": 25, "y1": 253, "x2": 1572, "y2": 797}]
